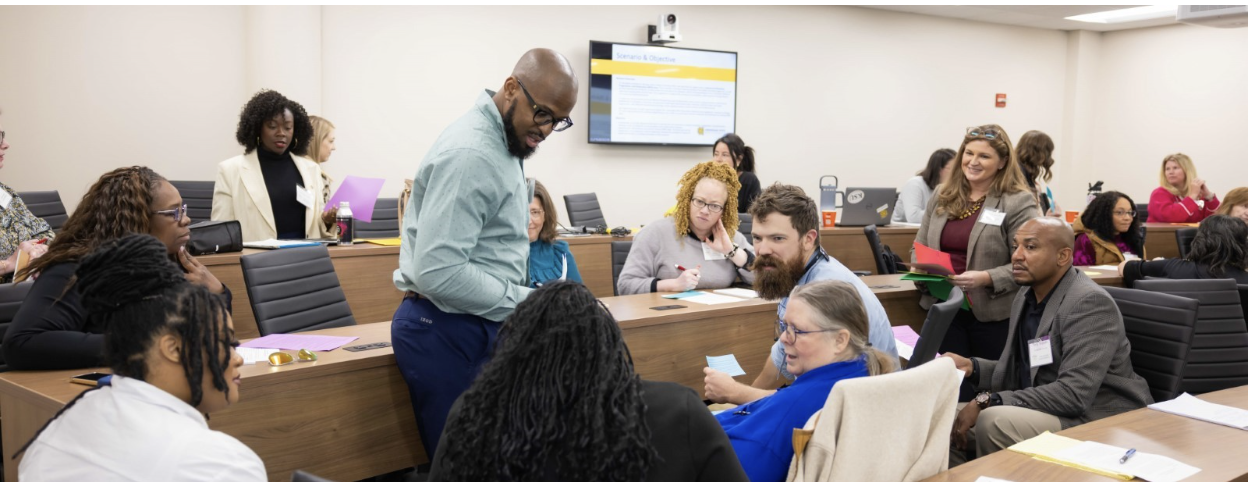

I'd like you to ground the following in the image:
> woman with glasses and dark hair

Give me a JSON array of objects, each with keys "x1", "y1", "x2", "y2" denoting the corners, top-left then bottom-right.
[
  {"x1": 3, "y1": 166, "x2": 229, "y2": 371},
  {"x1": 1072, "y1": 191, "x2": 1144, "y2": 266},
  {"x1": 18, "y1": 235, "x2": 264, "y2": 481},
  {"x1": 0, "y1": 109, "x2": 56, "y2": 282},
  {"x1": 429, "y1": 281, "x2": 747, "y2": 482},
  {"x1": 1119, "y1": 214, "x2": 1248, "y2": 287},
  {"x1": 526, "y1": 179, "x2": 581, "y2": 287},
  {"x1": 914, "y1": 124, "x2": 1040, "y2": 401},
  {"x1": 894, "y1": 148, "x2": 957, "y2": 223},
  {"x1": 716, "y1": 280, "x2": 892, "y2": 482},
  {"x1": 712, "y1": 133, "x2": 762, "y2": 212},
  {"x1": 617, "y1": 161, "x2": 755, "y2": 295},
  {"x1": 212, "y1": 90, "x2": 337, "y2": 242}
]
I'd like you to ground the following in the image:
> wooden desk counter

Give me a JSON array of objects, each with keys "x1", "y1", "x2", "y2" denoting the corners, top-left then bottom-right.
[
  {"x1": 604, "y1": 292, "x2": 779, "y2": 395},
  {"x1": 820, "y1": 225, "x2": 920, "y2": 274},
  {"x1": 0, "y1": 323, "x2": 423, "y2": 482},
  {"x1": 923, "y1": 385, "x2": 1248, "y2": 482},
  {"x1": 1143, "y1": 222, "x2": 1186, "y2": 260},
  {"x1": 564, "y1": 234, "x2": 631, "y2": 298}
]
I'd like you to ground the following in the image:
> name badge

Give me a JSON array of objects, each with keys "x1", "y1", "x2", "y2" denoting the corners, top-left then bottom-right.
[
  {"x1": 295, "y1": 185, "x2": 313, "y2": 209},
  {"x1": 1028, "y1": 336, "x2": 1053, "y2": 368},
  {"x1": 702, "y1": 242, "x2": 726, "y2": 261},
  {"x1": 0, "y1": 189, "x2": 11, "y2": 210},
  {"x1": 979, "y1": 208, "x2": 1006, "y2": 226}
]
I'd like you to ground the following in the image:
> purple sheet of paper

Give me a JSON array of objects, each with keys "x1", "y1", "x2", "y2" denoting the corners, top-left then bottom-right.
[
  {"x1": 892, "y1": 325, "x2": 920, "y2": 347},
  {"x1": 324, "y1": 175, "x2": 386, "y2": 223},
  {"x1": 240, "y1": 334, "x2": 359, "y2": 352}
]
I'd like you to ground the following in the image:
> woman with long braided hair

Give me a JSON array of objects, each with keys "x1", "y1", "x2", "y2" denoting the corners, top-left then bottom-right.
[
  {"x1": 428, "y1": 281, "x2": 746, "y2": 482},
  {"x1": 3, "y1": 166, "x2": 229, "y2": 370},
  {"x1": 17, "y1": 234, "x2": 264, "y2": 481}
]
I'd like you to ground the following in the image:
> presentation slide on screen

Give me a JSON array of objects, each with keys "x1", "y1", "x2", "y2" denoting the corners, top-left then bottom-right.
[{"x1": 589, "y1": 43, "x2": 737, "y2": 146}]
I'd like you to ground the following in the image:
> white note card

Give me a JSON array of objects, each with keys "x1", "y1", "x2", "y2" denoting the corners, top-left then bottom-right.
[
  {"x1": 236, "y1": 347, "x2": 278, "y2": 365},
  {"x1": 706, "y1": 354, "x2": 747, "y2": 377}
]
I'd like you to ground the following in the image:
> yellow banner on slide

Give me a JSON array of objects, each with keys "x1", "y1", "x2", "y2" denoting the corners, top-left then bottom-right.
[{"x1": 590, "y1": 59, "x2": 736, "y2": 82}]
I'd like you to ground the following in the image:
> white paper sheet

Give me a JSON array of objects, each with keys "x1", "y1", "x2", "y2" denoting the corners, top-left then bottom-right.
[
  {"x1": 236, "y1": 347, "x2": 278, "y2": 365},
  {"x1": 684, "y1": 293, "x2": 747, "y2": 305},
  {"x1": 1149, "y1": 393, "x2": 1248, "y2": 430},
  {"x1": 1054, "y1": 441, "x2": 1201, "y2": 482},
  {"x1": 706, "y1": 354, "x2": 747, "y2": 377}
]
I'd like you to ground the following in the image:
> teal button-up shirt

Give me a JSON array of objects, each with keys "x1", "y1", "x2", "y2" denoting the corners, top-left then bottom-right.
[{"x1": 393, "y1": 90, "x2": 533, "y2": 322}]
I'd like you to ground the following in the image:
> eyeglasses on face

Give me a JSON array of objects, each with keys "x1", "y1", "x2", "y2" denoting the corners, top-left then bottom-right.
[
  {"x1": 691, "y1": 197, "x2": 725, "y2": 214},
  {"x1": 1113, "y1": 210, "x2": 1137, "y2": 218},
  {"x1": 515, "y1": 78, "x2": 573, "y2": 132},
  {"x1": 153, "y1": 204, "x2": 188, "y2": 223},
  {"x1": 775, "y1": 318, "x2": 838, "y2": 340},
  {"x1": 530, "y1": 209, "x2": 545, "y2": 219},
  {"x1": 966, "y1": 127, "x2": 999, "y2": 140}
]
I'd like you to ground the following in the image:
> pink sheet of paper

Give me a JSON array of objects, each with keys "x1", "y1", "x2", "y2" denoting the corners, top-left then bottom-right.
[
  {"x1": 324, "y1": 176, "x2": 386, "y2": 223},
  {"x1": 912, "y1": 241, "x2": 956, "y2": 276},
  {"x1": 240, "y1": 334, "x2": 359, "y2": 352},
  {"x1": 892, "y1": 325, "x2": 920, "y2": 347}
]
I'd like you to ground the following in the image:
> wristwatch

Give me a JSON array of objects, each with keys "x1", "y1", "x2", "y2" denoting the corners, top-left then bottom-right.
[{"x1": 974, "y1": 391, "x2": 992, "y2": 410}]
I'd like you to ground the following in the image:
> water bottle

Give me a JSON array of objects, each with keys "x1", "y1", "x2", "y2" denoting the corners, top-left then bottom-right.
[{"x1": 337, "y1": 201, "x2": 354, "y2": 246}]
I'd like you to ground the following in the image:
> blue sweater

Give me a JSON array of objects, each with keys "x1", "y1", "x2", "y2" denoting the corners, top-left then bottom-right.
[
  {"x1": 716, "y1": 356, "x2": 869, "y2": 482},
  {"x1": 528, "y1": 239, "x2": 582, "y2": 288}
]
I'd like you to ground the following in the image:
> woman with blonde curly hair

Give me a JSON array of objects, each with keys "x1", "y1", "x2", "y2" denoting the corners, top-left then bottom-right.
[{"x1": 617, "y1": 161, "x2": 755, "y2": 295}]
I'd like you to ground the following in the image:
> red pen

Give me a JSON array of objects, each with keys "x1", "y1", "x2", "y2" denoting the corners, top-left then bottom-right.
[
  {"x1": 35, "y1": 238, "x2": 48, "y2": 245},
  {"x1": 674, "y1": 264, "x2": 687, "y2": 272}
]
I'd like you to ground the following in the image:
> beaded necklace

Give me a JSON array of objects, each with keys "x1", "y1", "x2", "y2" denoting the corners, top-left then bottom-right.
[{"x1": 953, "y1": 196, "x2": 987, "y2": 221}]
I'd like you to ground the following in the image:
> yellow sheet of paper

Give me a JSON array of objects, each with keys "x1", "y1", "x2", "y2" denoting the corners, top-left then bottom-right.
[
  {"x1": 359, "y1": 238, "x2": 402, "y2": 246},
  {"x1": 1008, "y1": 432, "x2": 1133, "y2": 480}
]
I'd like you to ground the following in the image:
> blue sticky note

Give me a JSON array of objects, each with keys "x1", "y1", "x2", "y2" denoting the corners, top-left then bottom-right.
[
  {"x1": 662, "y1": 291, "x2": 702, "y2": 299},
  {"x1": 706, "y1": 354, "x2": 747, "y2": 377}
]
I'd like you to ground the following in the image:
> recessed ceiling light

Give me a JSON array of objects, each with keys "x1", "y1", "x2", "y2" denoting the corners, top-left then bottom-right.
[{"x1": 1066, "y1": 5, "x2": 1176, "y2": 23}]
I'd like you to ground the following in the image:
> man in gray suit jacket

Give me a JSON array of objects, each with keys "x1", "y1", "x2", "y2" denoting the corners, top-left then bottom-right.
[{"x1": 945, "y1": 217, "x2": 1153, "y2": 463}]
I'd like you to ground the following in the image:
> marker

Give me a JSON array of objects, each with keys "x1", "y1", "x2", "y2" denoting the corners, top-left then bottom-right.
[
  {"x1": 674, "y1": 264, "x2": 687, "y2": 272},
  {"x1": 35, "y1": 238, "x2": 48, "y2": 245},
  {"x1": 1118, "y1": 448, "x2": 1136, "y2": 464}
]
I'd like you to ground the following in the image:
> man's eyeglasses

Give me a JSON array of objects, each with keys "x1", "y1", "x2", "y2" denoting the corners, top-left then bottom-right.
[
  {"x1": 154, "y1": 204, "x2": 188, "y2": 224},
  {"x1": 966, "y1": 127, "x2": 999, "y2": 140},
  {"x1": 1113, "y1": 210, "x2": 1137, "y2": 219},
  {"x1": 776, "y1": 319, "x2": 838, "y2": 340},
  {"x1": 515, "y1": 78, "x2": 573, "y2": 132},
  {"x1": 691, "y1": 197, "x2": 725, "y2": 214}
]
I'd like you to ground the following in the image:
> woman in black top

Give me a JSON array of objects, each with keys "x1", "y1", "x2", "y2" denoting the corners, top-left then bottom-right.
[
  {"x1": 429, "y1": 281, "x2": 746, "y2": 482},
  {"x1": 713, "y1": 133, "x2": 761, "y2": 213},
  {"x1": 2, "y1": 166, "x2": 229, "y2": 370},
  {"x1": 1119, "y1": 214, "x2": 1248, "y2": 287}
]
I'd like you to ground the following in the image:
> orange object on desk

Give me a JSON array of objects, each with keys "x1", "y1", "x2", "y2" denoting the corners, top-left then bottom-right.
[{"x1": 822, "y1": 211, "x2": 837, "y2": 228}]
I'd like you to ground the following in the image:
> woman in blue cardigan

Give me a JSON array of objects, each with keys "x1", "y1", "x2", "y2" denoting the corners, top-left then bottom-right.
[
  {"x1": 716, "y1": 280, "x2": 894, "y2": 482},
  {"x1": 528, "y1": 179, "x2": 581, "y2": 287}
]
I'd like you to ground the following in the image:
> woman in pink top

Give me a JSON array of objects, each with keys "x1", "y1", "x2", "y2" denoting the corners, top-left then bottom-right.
[{"x1": 1147, "y1": 153, "x2": 1220, "y2": 223}]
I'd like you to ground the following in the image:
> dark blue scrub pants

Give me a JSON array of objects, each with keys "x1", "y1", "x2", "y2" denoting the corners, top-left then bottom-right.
[{"x1": 391, "y1": 295, "x2": 500, "y2": 457}]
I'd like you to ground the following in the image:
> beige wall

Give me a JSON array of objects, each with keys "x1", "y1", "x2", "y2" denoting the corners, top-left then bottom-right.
[{"x1": 0, "y1": 6, "x2": 1242, "y2": 227}]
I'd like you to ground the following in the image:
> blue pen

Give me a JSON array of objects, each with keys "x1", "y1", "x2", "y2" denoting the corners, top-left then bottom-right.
[{"x1": 1119, "y1": 448, "x2": 1136, "y2": 464}]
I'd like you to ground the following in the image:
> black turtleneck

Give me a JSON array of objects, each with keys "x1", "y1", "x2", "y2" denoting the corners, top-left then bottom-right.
[{"x1": 257, "y1": 147, "x2": 307, "y2": 239}]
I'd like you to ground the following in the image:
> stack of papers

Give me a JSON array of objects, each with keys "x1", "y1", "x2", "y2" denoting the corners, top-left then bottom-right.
[
  {"x1": 659, "y1": 291, "x2": 746, "y2": 305},
  {"x1": 714, "y1": 288, "x2": 759, "y2": 298},
  {"x1": 1149, "y1": 393, "x2": 1248, "y2": 430},
  {"x1": 892, "y1": 326, "x2": 920, "y2": 361},
  {"x1": 236, "y1": 347, "x2": 278, "y2": 365},
  {"x1": 706, "y1": 354, "x2": 747, "y2": 376},
  {"x1": 1009, "y1": 432, "x2": 1200, "y2": 482}
]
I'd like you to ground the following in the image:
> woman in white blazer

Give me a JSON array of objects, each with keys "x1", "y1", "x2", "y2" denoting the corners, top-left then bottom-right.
[{"x1": 213, "y1": 90, "x2": 335, "y2": 242}]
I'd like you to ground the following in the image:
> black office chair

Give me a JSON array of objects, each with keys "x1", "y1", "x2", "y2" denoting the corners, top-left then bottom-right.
[
  {"x1": 240, "y1": 245, "x2": 357, "y2": 336},
  {"x1": 1135, "y1": 278, "x2": 1248, "y2": 394},
  {"x1": 0, "y1": 281, "x2": 35, "y2": 372},
  {"x1": 1105, "y1": 286, "x2": 1199, "y2": 402},
  {"x1": 864, "y1": 224, "x2": 896, "y2": 275},
  {"x1": 17, "y1": 190, "x2": 68, "y2": 233},
  {"x1": 737, "y1": 213, "x2": 753, "y2": 237},
  {"x1": 906, "y1": 286, "x2": 963, "y2": 369},
  {"x1": 1174, "y1": 228, "x2": 1197, "y2": 259},
  {"x1": 611, "y1": 241, "x2": 632, "y2": 296},
  {"x1": 564, "y1": 193, "x2": 607, "y2": 229},
  {"x1": 353, "y1": 197, "x2": 401, "y2": 238},
  {"x1": 169, "y1": 180, "x2": 215, "y2": 223},
  {"x1": 1240, "y1": 285, "x2": 1248, "y2": 332},
  {"x1": 1135, "y1": 202, "x2": 1149, "y2": 224}
]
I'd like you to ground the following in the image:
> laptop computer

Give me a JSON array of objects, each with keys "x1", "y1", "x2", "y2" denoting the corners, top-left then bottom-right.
[{"x1": 836, "y1": 188, "x2": 898, "y2": 227}]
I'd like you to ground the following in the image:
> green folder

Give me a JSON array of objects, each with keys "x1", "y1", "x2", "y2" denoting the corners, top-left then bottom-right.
[{"x1": 901, "y1": 272, "x2": 971, "y2": 311}]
